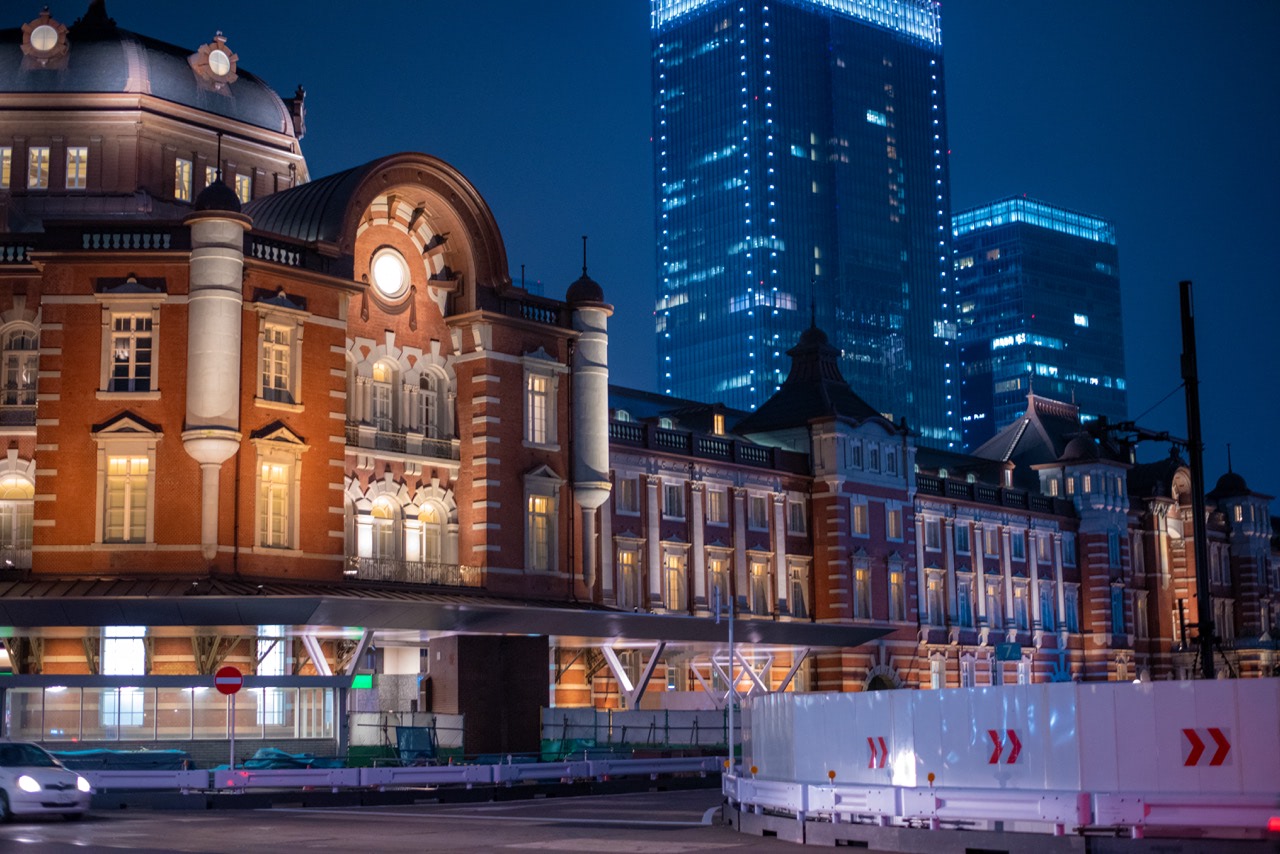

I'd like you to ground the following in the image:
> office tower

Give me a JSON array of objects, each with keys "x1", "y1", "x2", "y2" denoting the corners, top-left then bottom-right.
[
  {"x1": 651, "y1": 0, "x2": 959, "y2": 446},
  {"x1": 953, "y1": 197, "x2": 1128, "y2": 448}
]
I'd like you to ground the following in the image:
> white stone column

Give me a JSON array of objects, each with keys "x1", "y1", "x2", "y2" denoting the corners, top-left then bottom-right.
[
  {"x1": 914, "y1": 510, "x2": 927, "y2": 623},
  {"x1": 647, "y1": 478, "x2": 662, "y2": 607},
  {"x1": 975, "y1": 523, "x2": 988, "y2": 625},
  {"x1": 1001, "y1": 525, "x2": 1014, "y2": 630},
  {"x1": 690, "y1": 482, "x2": 706, "y2": 609},
  {"x1": 733, "y1": 487, "x2": 748, "y2": 610},
  {"x1": 571, "y1": 300, "x2": 612, "y2": 591},
  {"x1": 772, "y1": 492, "x2": 787, "y2": 610},
  {"x1": 945, "y1": 518, "x2": 957, "y2": 616},
  {"x1": 1029, "y1": 529, "x2": 1042, "y2": 630}
]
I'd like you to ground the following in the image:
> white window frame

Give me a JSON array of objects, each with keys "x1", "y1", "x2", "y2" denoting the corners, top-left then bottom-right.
[
  {"x1": 92, "y1": 417, "x2": 161, "y2": 545},
  {"x1": 253, "y1": 427, "x2": 309, "y2": 552},
  {"x1": 522, "y1": 356, "x2": 563, "y2": 450},
  {"x1": 1, "y1": 324, "x2": 38, "y2": 408},
  {"x1": 851, "y1": 499, "x2": 869, "y2": 537},
  {"x1": 747, "y1": 494, "x2": 769, "y2": 531},
  {"x1": 786, "y1": 499, "x2": 807, "y2": 535},
  {"x1": 853, "y1": 560, "x2": 872, "y2": 619},
  {"x1": 955, "y1": 523, "x2": 971, "y2": 554},
  {"x1": 615, "y1": 476, "x2": 640, "y2": 515},
  {"x1": 788, "y1": 558, "x2": 810, "y2": 619},
  {"x1": 27, "y1": 145, "x2": 50, "y2": 189},
  {"x1": 663, "y1": 481, "x2": 686, "y2": 520},
  {"x1": 885, "y1": 504, "x2": 903, "y2": 541},
  {"x1": 616, "y1": 544, "x2": 642, "y2": 610},
  {"x1": 65, "y1": 145, "x2": 88, "y2": 189},
  {"x1": 234, "y1": 172, "x2": 252, "y2": 204},
  {"x1": 98, "y1": 294, "x2": 165, "y2": 397},
  {"x1": 100, "y1": 626, "x2": 147, "y2": 729},
  {"x1": 0, "y1": 472, "x2": 34, "y2": 568},
  {"x1": 524, "y1": 467, "x2": 562, "y2": 573},
  {"x1": 924, "y1": 517, "x2": 942, "y2": 551},
  {"x1": 706, "y1": 487, "x2": 728, "y2": 525},
  {"x1": 662, "y1": 547, "x2": 688, "y2": 611},
  {"x1": 749, "y1": 554, "x2": 772, "y2": 616},
  {"x1": 925, "y1": 570, "x2": 945, "y2": 626},
  {"x1": 708, "y1": 551, "x2": 732, "y2": 613},
  {"x1": 254, "y1": 303, "x2": 307, "y2": 410},
  {"x1": 174, "y1": 157, "x2": 193, "y2": 201}
]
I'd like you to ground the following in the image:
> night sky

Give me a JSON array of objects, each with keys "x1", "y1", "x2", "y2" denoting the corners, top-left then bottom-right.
[{"x1": 57, "y1": 1, "x2": 1280, "y2": 509}]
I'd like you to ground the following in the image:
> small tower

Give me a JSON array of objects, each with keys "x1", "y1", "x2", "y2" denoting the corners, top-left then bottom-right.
[
  {"x1": 183, "y1": 180, "x2": 252, "y2": 560},
  {"x1": 566, "y1": 238, "x2": 613, "y2": 591}
]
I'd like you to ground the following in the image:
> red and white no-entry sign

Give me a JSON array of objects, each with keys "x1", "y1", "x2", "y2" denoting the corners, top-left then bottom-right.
[{"x1": 215, "y1": 665, "x2": 243, "y2": 695}]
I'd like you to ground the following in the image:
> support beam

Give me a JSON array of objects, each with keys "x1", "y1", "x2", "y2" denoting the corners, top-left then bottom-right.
[
  {"x1": 775, "y1": 648, "x2": 810, "y2": 693},
  {"x1": 343, "y1": 629, "x2": 376, "y2": 676},
  {"x1": 600, "y1": 643, "x2": 667, "y2": 709},
  {"x1": 300, "y1": 634, "x2": 332, "y2": 676}
]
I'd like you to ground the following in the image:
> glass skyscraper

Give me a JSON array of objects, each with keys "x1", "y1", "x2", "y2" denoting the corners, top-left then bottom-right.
[
  {"x1": 953, "y1": 196, "x2": 1127, "y2": 449},
  {"x1": 651, "y1": 0, "x2": 959, "y2": 446}
]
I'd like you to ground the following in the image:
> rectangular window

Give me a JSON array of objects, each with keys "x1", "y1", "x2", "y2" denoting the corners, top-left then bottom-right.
[
  {"x1": 1047, "y1": 478, "x2": 1060, "y2": 497},
  {"x1": 750, "y1": 558, "x2": 771, "y2": 615},
  {"x1": 955, "y1": 524, "x2": 971, "y2": 554},
  {"x1": 850, "y1": 441, "x2": 863, "y2": 468},
  {"x1": 175, "y1": 157, "x2": 193, "y2": 202},
  {"x1": 527, "y1": 494, "x2": 554, "y2": 571},
  {"x1": 957, "y1": 577, "x2": 974, "y2": 627},
  {"x1": 1062, "y1": 534, "x2": 1077, "y2": 566},
  {"x1": 664, "y1": 553, "x2": 686, "y2": 611},
  {"x1": 1036, "y1": 534, "x2": 1052, "y2": 563},
  {"x1": 986, "y1": 580, "x2": 1003, "y2": 628},
  {"x1": 256, "y1": 626, "x2": 287, "y2": 726},
  {"x1": 787, "y1": 500, "x2": 806, "y2": 535},
  {"x1": 869, "y1": 445, "x2": 880, "y2": 472},
  {"x1": 1011, "y1": 532, "x2": 1025, "y2": 561},
  {"x1": 525, "y1": 373, "x2": 551, "y2": 445},
  {"x1": 748, "y1": 495, "x2": 768, "y2": 529},
  {"x1": 259, "y1": 462, "x2": 291, "y2": 548},
  {"x1": 1110, "y1": 587, "x2": 1125, "y2": 634},
  {"x1": 1013, "y1": 583, "x2": 1029, "y2": 630},
  {"x1": 663, "y1": 482, "x2": 685, "y2": 519},
  {"x1": 707, "y1": 488, "x2": 727, "y2": 524},
  {"x1": 960, "y1": 657, "x2": 976, "y2": 688},
  {"x1": 235, "y1": 173, "x2": 252, "y2": 204},
  {"x1": 889, "y1": 570, "x2": 906, "y2": 621},
  {"x1": 886, "y1": 507, "x2": 903, "y2": 541},
  {"x1": 926, "y1": 574, "x2": 944, "y2": 626},
  {"x1": 104, "y1": 456, "x2": 149, "y2": 543},
  {"x1": 101, "y1": 626, "x2": 146, "y2": 728},
  {"x1": 851, "y1": 501, "x2": 869, "y2": 536},
  {"x1": 1108, "y1": 531, "x2": 1121, "y2": 567},
  {"x1": 616, "y1": 477, "x2": 639, "y2": 514},
  {"x1": 27, "y1": 146, "x2": 50, "y2": 189},
  {"x1": 789, "y1": 562, "x2": 809, "y2": 619},
  {"x1": 924, "y1": 518, "x2": 941, "y2": 550},
  {"x1": 617, "y1": 548, "x2": 639, "y2": 610},
  {"x1": 886, "y1": 448, "x2": 898, "y2": 476},
  {"x1": 853, "y1": 565, "x2": 871, "y2": 619},
  {"x1": 65, "y1": 146, "x2": 88, "y2": 189},
  {"x1": 206, "y1": 164, "x2": 219, "y2": 188},
  {"x1": 0, "y1": 147, "x2": 10, "y2": 188},
  {"x1": 261, "y1": 324, "x2": 292, "y2": 403},
  {"x1": 109, "y1": 313, "x2": 154, "y2": 392},
  {"x1": 1039, "y1": 582, "x2": 1055, "y2": 629},
  {"x1": 1065, "y1": 585, "x2": 1080, "y2": 632},
  {"x1": 708, "y1": 554, "x2": 731, "y2": 614},
  {"x1": 983, "y1": 527, "x2": 999, "y2": 557}
]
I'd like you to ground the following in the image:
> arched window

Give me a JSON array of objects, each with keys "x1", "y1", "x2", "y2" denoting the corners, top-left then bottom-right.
[
  {"x1": 1, "y1": 326, "x2": 37, "y2": 416},
  {"x1": 370, "y1": 497, "x2": 399, "y2": 559},
  {"x1": 0, "y1": 474, "x2": 33, "y2": 568},
  {"x1": 614, "y1": 409, "x2": 633, "y2": 422}
]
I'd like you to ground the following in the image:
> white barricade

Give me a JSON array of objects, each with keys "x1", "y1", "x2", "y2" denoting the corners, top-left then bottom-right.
[
  {"x1": 1092, "y1": 792, "x2": 1280, "y2": 831},
  {"x1": 806, "y1": 782, "x2": 899, "y2": 822},
  {"x1": 735, "y1": 776, "x2": 807, "y2": 817},
  {"x1": 214, "y1": 767, "x2": 362, "y2": 790},
  {"x1": 585, "y1": 756, "x2": 718, "y2": 779},
  {"x1": 360, "y1": 764, "x2": 493, "y2": 788},
  {"x1": 84, "y1": 769, "x2": 211, "y2": 792},
  {"x1": 492, "y1": 760, "x2": 590, "y2": 784},
  {"x1": 900, "y1": 786, "x2": 1091, "y2": 826}
]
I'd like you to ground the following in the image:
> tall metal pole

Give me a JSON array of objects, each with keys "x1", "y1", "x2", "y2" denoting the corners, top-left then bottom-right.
[
  {"x1": 727, "y1": 595, "x2": 735, "y2": 770},
  {"x1": 1179, "y1": 280, "x2": 1215, "y2": 680}
]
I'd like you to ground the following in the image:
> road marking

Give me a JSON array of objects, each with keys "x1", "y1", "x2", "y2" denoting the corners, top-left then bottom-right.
[
  {"x1": 700, "y1": 806, "x2": 720, "y2": 825},
  {"x1": 266, "y1": 807, "x2": 706, "y2": 828},
  {"x1": 505, "y1": 841, "x2": 736, "y2": 852}
]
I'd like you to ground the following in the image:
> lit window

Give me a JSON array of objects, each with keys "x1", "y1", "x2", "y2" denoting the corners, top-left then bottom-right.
[
  {"x1": 101, "y1": 626, "x2": 146, "y2": 728},
  {"x1": 27, "y1": 146, "x2": 49, "y2": 189},
  {"x1": 234, "y1": 173, "x2": 251, "y2": 204},
  {"x1": 1073, "y1": 313, "x2": 1089, "y2": 327},
  {"x1": 370, "y1": 247, "x2": 410, "y2": 301},
  {"x1": 527, "y1": 494, "x2": 554, "y2": 571},
  {"x1": 256, "y1": 625, "x2": 286, "y2": 726},
  {"x1": 926, "y1": 573, "x2": 944, "y2": 626},
  {"x1": 788, "y1": 560, "x2": 809, "y2": 619},
  {"x1": 851, "y1": 501, "x2": 869, "y2": 536},
  {"x1": 708, "y1": 554, "x2": 731, "y2": 613},
  {"x1": 960, "y1": 656, "x2": 976, "y2": 688},
  {"x1": 174, "y1": 157, "x2": 192, "y2": 202},
  {"x1": 713, "y1": 412, "x2": 726, "y2": 435},
  {"x1": 886, "y1": 507, "x2": 903, "y2": 541},
  {"x1": 853, "y1": 563, "x2": 871, "y2": 618},
  {"x1": 930, "y1": 657, "x2": 945, "y2": 689},
  {"x1": 984, "y1": 527, "x2": 999, "y2": 557},
  {"x1": 664, "y1": 552, "x2": 686, "y2": 611},
  {"x1": 617, "y1": 548, "x2": 641, "y2": 610},
  {"x1": 750, "y1": 557, "x2": 771, "y2": 615},
  {"x1": 616, "y1": 477, "x2": 640, "y2": 514},
  {"x1": 1014, "y1": 583, "x2": 1029, "y2": 629},
  {"x1": 0, "y1": 147, "x2": 10, "y2": 188},
  {"x1": 259, "y1": 461, "x2": 292, "y2": 548},
  {"x1": 748, "y1": 495, "x2": 769, "y2": 529},
  {"x1": 415, "y1": 503, "x2": 446, "y2": 564},
  {"x1": 0, "y1": 474, "x2": 34, "y2": 570},
  {"x1": 105, "y1": 456, "x2": 149, "y2": 543},
  {"x1": 889, "y1": 569, "x2": 906, "y2": 621},
  {"x1": 65, "y1": 146, "x2": 88, "y2": 189},
  {"x1": 205, "y1": 165, "x2": 219, "y2": 188},
  {"x1": 370, "y1": 497, "x2": 398, "y2": 559},
  {"x1": 108, "y1": 313, "x2": 154, "y2": 393},
  {"x1": 418, "y1": 370, "x2": 448, "y2": 439},
  {"x1": 255, "y1": 298, "x2": 305, "y2": 411},
  {"x1": 986, "y1": 580, "x2": 1004, "y2": 628}
]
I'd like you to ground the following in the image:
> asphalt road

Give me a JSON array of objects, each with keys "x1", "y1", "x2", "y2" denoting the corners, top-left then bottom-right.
[{"x1": 0, "y1": 789, "x2": 807, "y2": 853}]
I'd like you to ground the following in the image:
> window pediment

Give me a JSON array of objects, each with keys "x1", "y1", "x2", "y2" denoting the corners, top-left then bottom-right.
[
  {"x1": 92, "y1": 412, "x2": 163, "y2": 440},
  {"x1": 250, "y1": 421, "x2": 308, "y2": 450}
]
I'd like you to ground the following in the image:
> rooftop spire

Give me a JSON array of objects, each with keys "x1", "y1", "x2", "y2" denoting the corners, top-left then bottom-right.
[{"x1": 581, "y1": 234, "x2": 588, "y2": 277}]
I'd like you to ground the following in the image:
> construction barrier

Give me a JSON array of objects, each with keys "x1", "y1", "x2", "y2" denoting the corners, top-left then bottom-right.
[{"x1": 730, "y1": 678, "x2": 1280, "y2": 838}]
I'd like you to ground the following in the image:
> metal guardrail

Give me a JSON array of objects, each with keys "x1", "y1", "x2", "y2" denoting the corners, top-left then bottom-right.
[
  {"x1": 83, "y1": 756, "x2": 721, "y2": 794},
  {"x1": 725, "y1": 773, "x2": 1278, "y2": 839}
]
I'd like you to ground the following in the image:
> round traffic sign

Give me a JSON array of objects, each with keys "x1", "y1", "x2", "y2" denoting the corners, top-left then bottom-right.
[{"x1": 214, "y1": 665, "x2": 243, "y2": 695}]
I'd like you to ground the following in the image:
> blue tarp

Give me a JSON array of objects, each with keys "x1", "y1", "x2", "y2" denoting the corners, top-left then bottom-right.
[
  {"x1": 51, "y1": 748, "x2": 191, "y2": 771},
  {"x1": 215, "y1": 747, "x2": 345, "y2": 770}
]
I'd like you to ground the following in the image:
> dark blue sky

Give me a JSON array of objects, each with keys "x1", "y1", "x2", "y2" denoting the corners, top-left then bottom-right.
[{"x1": 88, "y1": 1, "x2": 1280, "y2": 507}]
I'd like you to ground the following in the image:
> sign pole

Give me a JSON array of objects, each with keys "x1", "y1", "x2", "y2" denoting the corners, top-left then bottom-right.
[
  {"x1": 229, "y1": 692, "x2": 236, "y2": 770},
  {"x1": 727, "y1": 594, "x2": 735, "y2": 771}
]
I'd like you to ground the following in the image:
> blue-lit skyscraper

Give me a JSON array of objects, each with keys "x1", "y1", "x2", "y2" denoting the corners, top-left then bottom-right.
[
  {"x1": 953, "y1": 197, "x2": 1128, "y2": 449},
  {"x1": 651, "y1": 0, "x2": 959, "y2": 445}
]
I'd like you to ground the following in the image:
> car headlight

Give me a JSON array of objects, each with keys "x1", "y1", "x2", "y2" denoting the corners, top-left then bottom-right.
[
  {"x1": 17, "y1": 775, "x2": 41, "y2": 793},
  {"x1": 76, "y1": 776, "x2": 92, "y2": 793}
]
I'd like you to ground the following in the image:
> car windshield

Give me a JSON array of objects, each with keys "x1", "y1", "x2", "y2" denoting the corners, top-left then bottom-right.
[{"x1": 0, "y1": 743, "x2": 58, "y2": 767}]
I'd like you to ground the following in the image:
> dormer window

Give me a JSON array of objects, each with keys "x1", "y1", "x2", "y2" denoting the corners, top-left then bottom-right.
[
  {"x1": 189, "y1": 34, "x2": 239, "y2": 88},
  {"x1": 22, "y1": 12, "x2": 68, "y2": 66}
]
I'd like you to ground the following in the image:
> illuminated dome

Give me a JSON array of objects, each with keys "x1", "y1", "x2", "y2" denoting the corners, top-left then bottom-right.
[{"x1": 0, "y1": 2, "x2": 296, "y2": 136}]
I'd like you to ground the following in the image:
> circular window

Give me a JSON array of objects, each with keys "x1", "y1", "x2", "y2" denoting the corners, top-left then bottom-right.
[
  {"x1": 371, "y1": 248, "x2": 410, "y2": 300},
  {"x1": 30, "y1": 24, "x2": 58, "y2": 52},
  {"x1": 207, "y1": 48, "x2": 232, "y2": 77}
]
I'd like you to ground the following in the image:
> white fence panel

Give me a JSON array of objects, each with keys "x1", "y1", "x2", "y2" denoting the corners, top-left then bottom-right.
[
  {"x1": 85, "y1": 769, "x2": 211, "y2": 791},
  {"x1": 215, "y1": 768, "x2": 362, "y2": 790},
  {"x1": 360, "y1": 764, "x2": 493, "y2": 788}
]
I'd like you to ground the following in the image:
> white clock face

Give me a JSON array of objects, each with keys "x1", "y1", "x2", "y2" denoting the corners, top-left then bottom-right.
[
  {"x1": 371, "y1": 248, "x2": 409, "y2": 299},
  {"x1": 208, "y1": 49, "x2": 231, "y2": 77},
  {"x1": 31, "y1": 24, "x2": 58, "y2": 52}
]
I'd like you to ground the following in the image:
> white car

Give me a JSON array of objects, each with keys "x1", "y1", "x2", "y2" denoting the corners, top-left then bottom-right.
[{"x1": 0, "y1": 742, "x2": 92, "y2": 821}]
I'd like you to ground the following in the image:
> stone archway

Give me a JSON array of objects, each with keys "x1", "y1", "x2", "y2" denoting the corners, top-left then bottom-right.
[{"x1": 863, "y1": 664, "x2": 904, "y2": 691}]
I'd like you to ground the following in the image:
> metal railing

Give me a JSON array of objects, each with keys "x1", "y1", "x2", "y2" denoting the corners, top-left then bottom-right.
[
  {"x1": 345, "y1": 423, "x2": 460, "y2": 461},
  {"x1": 609, "y1": 420, "x2": 808, "y2": 474},
  {"x1": 345, "y1": 556, "x2": 483, "y2": 589},
  {"x1": 916, "y1": 473, "x2": 1071, "y2": 515}
]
